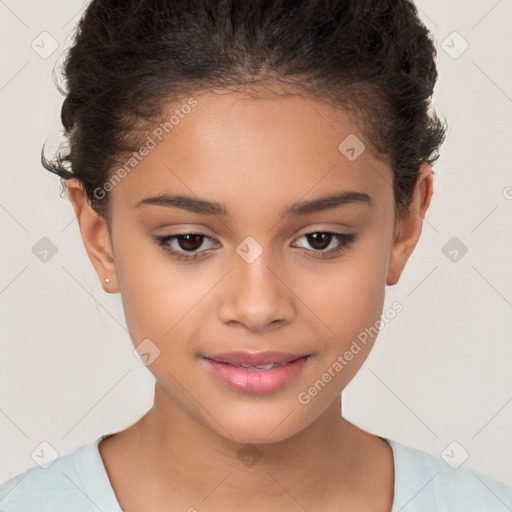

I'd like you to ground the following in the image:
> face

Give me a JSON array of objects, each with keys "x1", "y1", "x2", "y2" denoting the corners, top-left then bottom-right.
[{"x1": 69, "y1": 87, "x2": 431, "y2": 444}]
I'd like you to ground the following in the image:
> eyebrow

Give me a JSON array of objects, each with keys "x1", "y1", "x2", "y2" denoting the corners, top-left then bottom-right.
[{"x1": 136, "y1": 190, "x2": 373, "y2": 217}]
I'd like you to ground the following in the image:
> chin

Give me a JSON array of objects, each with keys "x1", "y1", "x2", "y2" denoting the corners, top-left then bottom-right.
[
  {"x1": 220, "y1": 426, "x2": 298, "y2": 446},
  {"x1": 205, "y1": 404, "x2": 311, "y2": 446}
]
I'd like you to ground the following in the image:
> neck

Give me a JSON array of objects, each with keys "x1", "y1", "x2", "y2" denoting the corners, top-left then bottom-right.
[{"x1": 111, "y1": 382, "x2": 385, "y2": 510}]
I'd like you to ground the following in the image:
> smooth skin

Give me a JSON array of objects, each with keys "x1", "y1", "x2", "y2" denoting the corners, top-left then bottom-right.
[{"x1": 67, "y1": 85, "x2": 433, "y2": 512}]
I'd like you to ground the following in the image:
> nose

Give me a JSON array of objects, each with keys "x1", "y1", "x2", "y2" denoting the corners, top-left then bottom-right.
[{"x1": 217, "y1": 251, "x2": 296, "y2": 332}]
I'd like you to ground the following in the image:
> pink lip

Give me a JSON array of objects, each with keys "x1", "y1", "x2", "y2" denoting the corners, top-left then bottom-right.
[
  {"x1": 201, "y1": 351, "x2": 309, "y2": 394},
  {"x1": 203, "y1": 350, "x2": 306, "y2": 366}
]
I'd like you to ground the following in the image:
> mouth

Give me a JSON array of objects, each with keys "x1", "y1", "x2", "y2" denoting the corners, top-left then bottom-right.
[{"x1": 201, "y1": 351, "x2": 310, "y2": 394}]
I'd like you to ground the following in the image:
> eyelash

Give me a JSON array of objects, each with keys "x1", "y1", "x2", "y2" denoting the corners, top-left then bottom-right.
[{"x1": 153, "y1": 231, "x2": 357, "y2": 262}]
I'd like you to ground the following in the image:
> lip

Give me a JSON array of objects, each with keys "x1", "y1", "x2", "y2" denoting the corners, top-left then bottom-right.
[
  {"x1": 201, "y1": 351, "x2": 310, "y2": 394},
  {"x1": 202, "y1": 350, "x2": 306, "y2": 366}
]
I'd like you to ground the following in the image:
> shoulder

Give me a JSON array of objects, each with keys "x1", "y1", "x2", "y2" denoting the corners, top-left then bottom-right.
[
  {"x1": 0, "y1": 435, "x2": 121, "y2": 512},
  {"x1": 383, "y1": 437, "x2": 512, "y2": 512}
]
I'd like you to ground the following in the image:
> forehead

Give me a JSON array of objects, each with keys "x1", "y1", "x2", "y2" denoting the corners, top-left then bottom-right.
[{"x1": 110, "y1": 89, "x2": 393, "y2": 219}]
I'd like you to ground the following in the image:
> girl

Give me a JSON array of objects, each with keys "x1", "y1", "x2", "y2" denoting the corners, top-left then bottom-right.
[{"x1": 1, "y1": 0, "x2": 511, "y2": 510}]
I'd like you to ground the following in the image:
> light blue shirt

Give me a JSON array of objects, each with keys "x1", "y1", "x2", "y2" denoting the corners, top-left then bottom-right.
[{"x1": 1, "y1": 434, "x2": 511, "y2": 511}]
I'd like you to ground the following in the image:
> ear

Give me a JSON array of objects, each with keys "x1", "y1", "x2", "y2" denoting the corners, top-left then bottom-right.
[
  {"x1": 66, "y1": 178, "x2": 119, "y2": 293},
  {"x1": 386, "y1": 163, "x2": 434, "y2": 286}
]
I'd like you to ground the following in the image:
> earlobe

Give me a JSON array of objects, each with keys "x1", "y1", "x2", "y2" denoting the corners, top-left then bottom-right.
[
  {"x1": 66, "y1": 179, "x2": 119, "y2": 293},
  {"x1": 386, "y1": 163, "x2": 434, "y2": 286}
]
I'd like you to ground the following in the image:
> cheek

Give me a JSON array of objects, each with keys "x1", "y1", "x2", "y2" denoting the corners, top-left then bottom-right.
[
  {"x1": 115, "y1": 234, "x2": 218, "y2": 353},
  {"x1": 304, "y1": 252, "x2": 386, "y2": 335},
  {"x1": 114, "y1": 234, "x2": 182, "y2": 342},
  {"x1": 300, "y1": 253, "x2": 388, "y2": 392}
]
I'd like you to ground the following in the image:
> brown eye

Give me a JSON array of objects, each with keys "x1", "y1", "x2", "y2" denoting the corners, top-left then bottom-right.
[
  {"x1": 305, "y1": 232, "x2": 333, "y2": 251},
  {"x1": 175, "y1": 234, "x2": 205, "y2": 251},
  {"x1": 154, "y1": 232, "x2": 219, "y2": 261},
  {"x1": 294, "y1": 231, "x2": 357, "y2": 258}
]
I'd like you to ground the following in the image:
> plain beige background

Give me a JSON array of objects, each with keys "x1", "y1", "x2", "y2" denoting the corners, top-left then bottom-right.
[{"x1": 1, "y1": 0, "x2": 511, "y2": 487}]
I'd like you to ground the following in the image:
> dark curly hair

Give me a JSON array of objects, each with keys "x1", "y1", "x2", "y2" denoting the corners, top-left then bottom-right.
[{"x1": 42, "y1": 0, "x2": 447, "y2": 220}]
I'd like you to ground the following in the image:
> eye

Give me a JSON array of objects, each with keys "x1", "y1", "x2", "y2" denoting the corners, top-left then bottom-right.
[
  {"x1": 154, "y1": 230, "x2": 357, "y2": 262},
  {"x1": 293, "y1": 231, "x2": 356, "y2": 258},
  {"x1": 154, "y1": 232, "x2": 219, "y2": 261}
]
